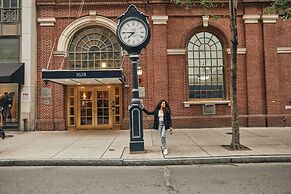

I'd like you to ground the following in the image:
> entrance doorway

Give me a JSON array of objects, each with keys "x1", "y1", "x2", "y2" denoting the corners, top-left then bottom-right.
[{"x1": 67, "y1": 85, "x2": 122, "y2": 130}]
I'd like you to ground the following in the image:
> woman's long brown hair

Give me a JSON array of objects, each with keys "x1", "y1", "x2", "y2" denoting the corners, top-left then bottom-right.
[{"x1": 155, "y1": 100, "x2": 171, "y2": 114}]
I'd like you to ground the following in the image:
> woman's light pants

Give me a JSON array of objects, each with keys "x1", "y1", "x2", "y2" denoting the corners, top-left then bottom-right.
[{"x1": 158, "y1": 124, "x2": 167, "y2": 150}]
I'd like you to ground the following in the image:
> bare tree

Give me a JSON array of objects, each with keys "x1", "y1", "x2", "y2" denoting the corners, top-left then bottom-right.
[{"x1": 228, "y1": 0, "x2": 240, "y2": 149}]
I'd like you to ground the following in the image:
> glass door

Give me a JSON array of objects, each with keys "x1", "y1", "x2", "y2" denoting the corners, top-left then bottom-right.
[
  {"x1": 77, "y1": 86, "x2": 113, "y2": 129},
  {"x1": 79, "y1": 89, "x2": 93, "y2": 129},
  {"x1": 95, "y1": 88, "x2": 112, "y2": 128}
]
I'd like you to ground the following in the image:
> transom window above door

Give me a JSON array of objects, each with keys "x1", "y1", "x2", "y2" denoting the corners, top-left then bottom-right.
[
  {"x1": 188, "y1": 31, "x2": 225, "y2": 99},
  {"x1": 68, "y1": 26, "x2": 121, "y2": 70}
]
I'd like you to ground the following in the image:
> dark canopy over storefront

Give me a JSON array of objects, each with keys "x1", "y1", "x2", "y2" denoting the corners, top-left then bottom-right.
[
  {"x1": 0, "y1": 63, "x2": 24, "y2": 84},
  {"x1": 42, "y1": 69, "x2": 125, "y2": 85}
]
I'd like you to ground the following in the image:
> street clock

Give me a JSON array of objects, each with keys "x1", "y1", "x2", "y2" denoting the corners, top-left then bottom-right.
[{"x1": 117, "y1": 4, "x2": 151, "y2": 55}]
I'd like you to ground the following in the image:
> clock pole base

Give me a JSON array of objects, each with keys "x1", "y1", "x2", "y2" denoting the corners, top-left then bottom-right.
[{"x1": 129, "y1": 141, "x2": 145, "y2": 152}]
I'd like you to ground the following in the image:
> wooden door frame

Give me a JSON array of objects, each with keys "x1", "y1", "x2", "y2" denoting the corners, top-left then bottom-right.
[
  {"x1": 77, "y1": 87, "x2": 94, "y2": 130},
  {"x1": 94, "y1": 85, "x2": 114, "y2": 129},
  {"x1": 66, "y1": 85, "x2": 122, "y2": 130}
]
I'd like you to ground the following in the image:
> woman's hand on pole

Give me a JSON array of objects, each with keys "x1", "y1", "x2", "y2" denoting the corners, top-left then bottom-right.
[{"x1": 169, "y1": 127, "x2": 173, "y2": 135}]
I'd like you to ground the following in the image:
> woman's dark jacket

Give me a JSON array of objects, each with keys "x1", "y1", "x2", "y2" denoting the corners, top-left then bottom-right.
[{"x1": 143, "y1": 108, "x2": 172, "y2": 130}]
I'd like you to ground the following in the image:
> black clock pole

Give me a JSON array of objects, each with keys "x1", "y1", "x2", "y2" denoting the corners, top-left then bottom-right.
[
  {"x1": 129, "y1": 54, "x2": 144, "y2": 152},
  {"x1": 116, "y1": 4, "x2": 151, "y2": 153}
]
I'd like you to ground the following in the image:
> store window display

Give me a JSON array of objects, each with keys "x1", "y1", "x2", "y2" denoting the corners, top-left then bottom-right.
[{"x1": 0, "y1": 84, "x2": 18, "y2": 127}]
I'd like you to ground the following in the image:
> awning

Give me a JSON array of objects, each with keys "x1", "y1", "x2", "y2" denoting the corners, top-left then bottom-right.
[
  {"x1": 42, "y1": 69, "x2": 125, "y2": 85},
  {"x1": 0, "y1": 63, "x2": 24, "y2": 84}
]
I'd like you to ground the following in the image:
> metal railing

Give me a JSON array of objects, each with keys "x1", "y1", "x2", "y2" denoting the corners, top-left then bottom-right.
[{"x1": 0, "y1": 8, "x2": 21, "y2": 23}]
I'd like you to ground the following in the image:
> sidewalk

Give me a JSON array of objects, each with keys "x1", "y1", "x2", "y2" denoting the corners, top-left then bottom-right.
[{"x1": 0, "y1": 127, "x2": 291, "y2": 166}]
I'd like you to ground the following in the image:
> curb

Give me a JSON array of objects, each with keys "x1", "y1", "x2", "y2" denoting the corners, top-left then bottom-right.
[{"x1": 1, "y1": 155, "x2": 291, "y2": 166}]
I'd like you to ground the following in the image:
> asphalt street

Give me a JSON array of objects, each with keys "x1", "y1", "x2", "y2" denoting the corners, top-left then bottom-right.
[{"x1": 1, "y1": 163, "x2": 291, "y2": 194}]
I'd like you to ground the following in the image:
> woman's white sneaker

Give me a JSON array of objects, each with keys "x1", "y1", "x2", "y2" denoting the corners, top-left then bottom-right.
[{"x1": 163, "y1": 148, "x2": 168, "y2": 155}]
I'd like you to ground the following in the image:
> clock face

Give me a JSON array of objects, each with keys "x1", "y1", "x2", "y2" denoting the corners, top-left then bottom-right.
[{"x1": 119, "y1": 19, "x2": 148, "y2": 47}]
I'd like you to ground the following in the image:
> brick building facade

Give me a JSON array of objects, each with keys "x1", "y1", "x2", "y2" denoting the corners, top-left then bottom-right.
[{"x1": 36, "y1": 0, "x2": 291, "y2": 130}]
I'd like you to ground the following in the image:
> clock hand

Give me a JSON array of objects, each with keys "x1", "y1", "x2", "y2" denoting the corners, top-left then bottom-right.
[{"x1": 128, "y1": 32, "x2": 135, "y2": 38}]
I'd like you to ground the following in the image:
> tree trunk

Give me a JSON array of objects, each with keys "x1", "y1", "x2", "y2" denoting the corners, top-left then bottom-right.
[{"x1": 229, "y1": 0, "x2": 241, "y2": 149}]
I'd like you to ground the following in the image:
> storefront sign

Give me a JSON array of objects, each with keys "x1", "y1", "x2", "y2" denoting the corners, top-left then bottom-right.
[
  {"x1": 76, "y1": 72, "x2": 87, "y2": 78},
  {"x1": 21, "y1": 92, "x2": 30, "y2": 101}
]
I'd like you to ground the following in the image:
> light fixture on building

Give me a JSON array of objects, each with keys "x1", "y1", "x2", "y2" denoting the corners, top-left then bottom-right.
[
  {"x1": 202, "y1": 15, "x2": 209, "y2": 27},
  {"x1": 82, "y1": 92, "x2": 86, "y2": 100},
  {"x1": 101, "y1": 62, "x2": 107, "y2": 68},
  {"x1": 137, "y1": 66, "x2": 143, "y2": 84},
  {"x1": 137, "y1": 66, "x2": 142, "y2": 76}
]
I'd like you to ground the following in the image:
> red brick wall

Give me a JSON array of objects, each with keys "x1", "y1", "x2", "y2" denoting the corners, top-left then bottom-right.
[{"x1": 36, "y1": 1, "x2": 291, "y2": 130}]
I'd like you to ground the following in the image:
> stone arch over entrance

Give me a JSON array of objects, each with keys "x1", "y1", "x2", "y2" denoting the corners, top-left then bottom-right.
[{"x1": 56, "y1": 16, "x2": 117, "y2": 57}]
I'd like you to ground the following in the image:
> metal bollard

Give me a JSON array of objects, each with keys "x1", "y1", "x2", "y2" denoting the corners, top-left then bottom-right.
[{"x1": 22, "y1": 118, "x2": 28, "y2": 131}]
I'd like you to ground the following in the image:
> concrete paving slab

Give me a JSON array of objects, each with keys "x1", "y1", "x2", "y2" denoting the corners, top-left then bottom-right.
[
  {"x1": 201, "y1": 145, "x2": 260, "y2": 157},
  {"x1": 209, "y1": 129, "x2": 231, "y2": 137},
  {"x1": 70, "y1": 138, "x2": 113, "y2": 148},
  {"x1": 143, "y1": 130, "x2": 155, "y2": 147},
  {"x1": 101, "y1": 147, "x2": 124, "y2": 159},
  {"x1": 101, "y1": 133, "x2": 129, "y2": 159},
  {"x1": 186, "y1": 136, "x2": 230, "y2": 146},
  {"x1": 149, "y1": 131, "x2": 162, "y2": 147},
  {"x1": 183, "y1": 129, "x2": 226, "y2": 138},
  {"x1": 25, "y1": 139, "x2": 80, "y2": 148},
  {"x1": 211, "y1": 128, "x2": 265, "y2": 138},
  {"x1": 0, "y1": 133, "x2": 45, "y2": 148},
  {"x1": 52, "y1": 147, "x2": 104, "y2": 159},
  {"x1": 0, "y1": 148, "x2": 64, "y2": 159},
  {"x1": 241, "y1": 137, "x2": 285, "y2": 145},
  {"x1": 82, "y1": 133, "x2": 120, "y2": 139},
  {"x1": 244, "y1": 128, "x2": 291, "y2": 137},
  {"x1": 108, "y1": 135, "x2": 129, "y2": 148},
  {"x1": 122, "y1": 147, "x2": 163, "y2": 160},
  {"x1": 166, "y1": 131, "x2": 196, "y2": 146},
  {"x1": 165, "y1": 145, "x2": 209, "y2": 158},
  {"x1": 248, "y1": 145, "x2": 291, "y2": 155}
]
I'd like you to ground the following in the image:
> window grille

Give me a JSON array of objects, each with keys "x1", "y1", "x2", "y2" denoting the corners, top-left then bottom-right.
[
  {"x1": 0, "y1": 0, "x2": 21, "y2": 23},
  {"x1": 188, "y1": 32, "x2": 225, "y2": 99},
  {"x1": 68, "y1": 26, "x2": 121, "y2": 70}
]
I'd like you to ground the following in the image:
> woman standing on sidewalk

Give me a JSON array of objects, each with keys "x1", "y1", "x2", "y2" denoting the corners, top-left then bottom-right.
[{"x1": 142, "y1": 100, "x2": 173, "y2": 155}]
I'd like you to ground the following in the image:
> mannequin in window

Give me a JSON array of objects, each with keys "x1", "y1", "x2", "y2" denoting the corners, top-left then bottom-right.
[
  {"x1": 2, "y1": 92, "x2": 15, "y2": 123},
  {"x1": 0, "y1": 94, "x2": 4, "y2": 121},
  {"x1": 0, "y1": 108, "x2": 5, "y2": 139}
]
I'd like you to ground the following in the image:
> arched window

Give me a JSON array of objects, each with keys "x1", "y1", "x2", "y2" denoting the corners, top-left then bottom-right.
[
  {"x1": 68, "y1": 26, "x2": 121, "y2": 70},
  {"x1": 187, "y1": 32, "x2": 224, "y2": 99}
]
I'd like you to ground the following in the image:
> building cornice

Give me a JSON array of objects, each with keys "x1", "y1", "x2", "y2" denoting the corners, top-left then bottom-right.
[
  {"x1": 261, "y1": 14, "x2": 279, "y2": 24},
  {"x1": 167, "y1": 49, "x2": 186, "y2": 55},
  {"x1": 243, "y1": 15, "x2": 260, "y2": 24},
  {"x1": 152, "y1": 16, "x2": 168, "y2": 25},
  {"x1": 277, "y1": 47, "x2": 291, "y2": 54},
  {"x1": 37, "y1": 17, "x2": 56, "y2": 27},
  {"x1": 226, "y1": 48, "x2": 247, "y2": 55}
]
